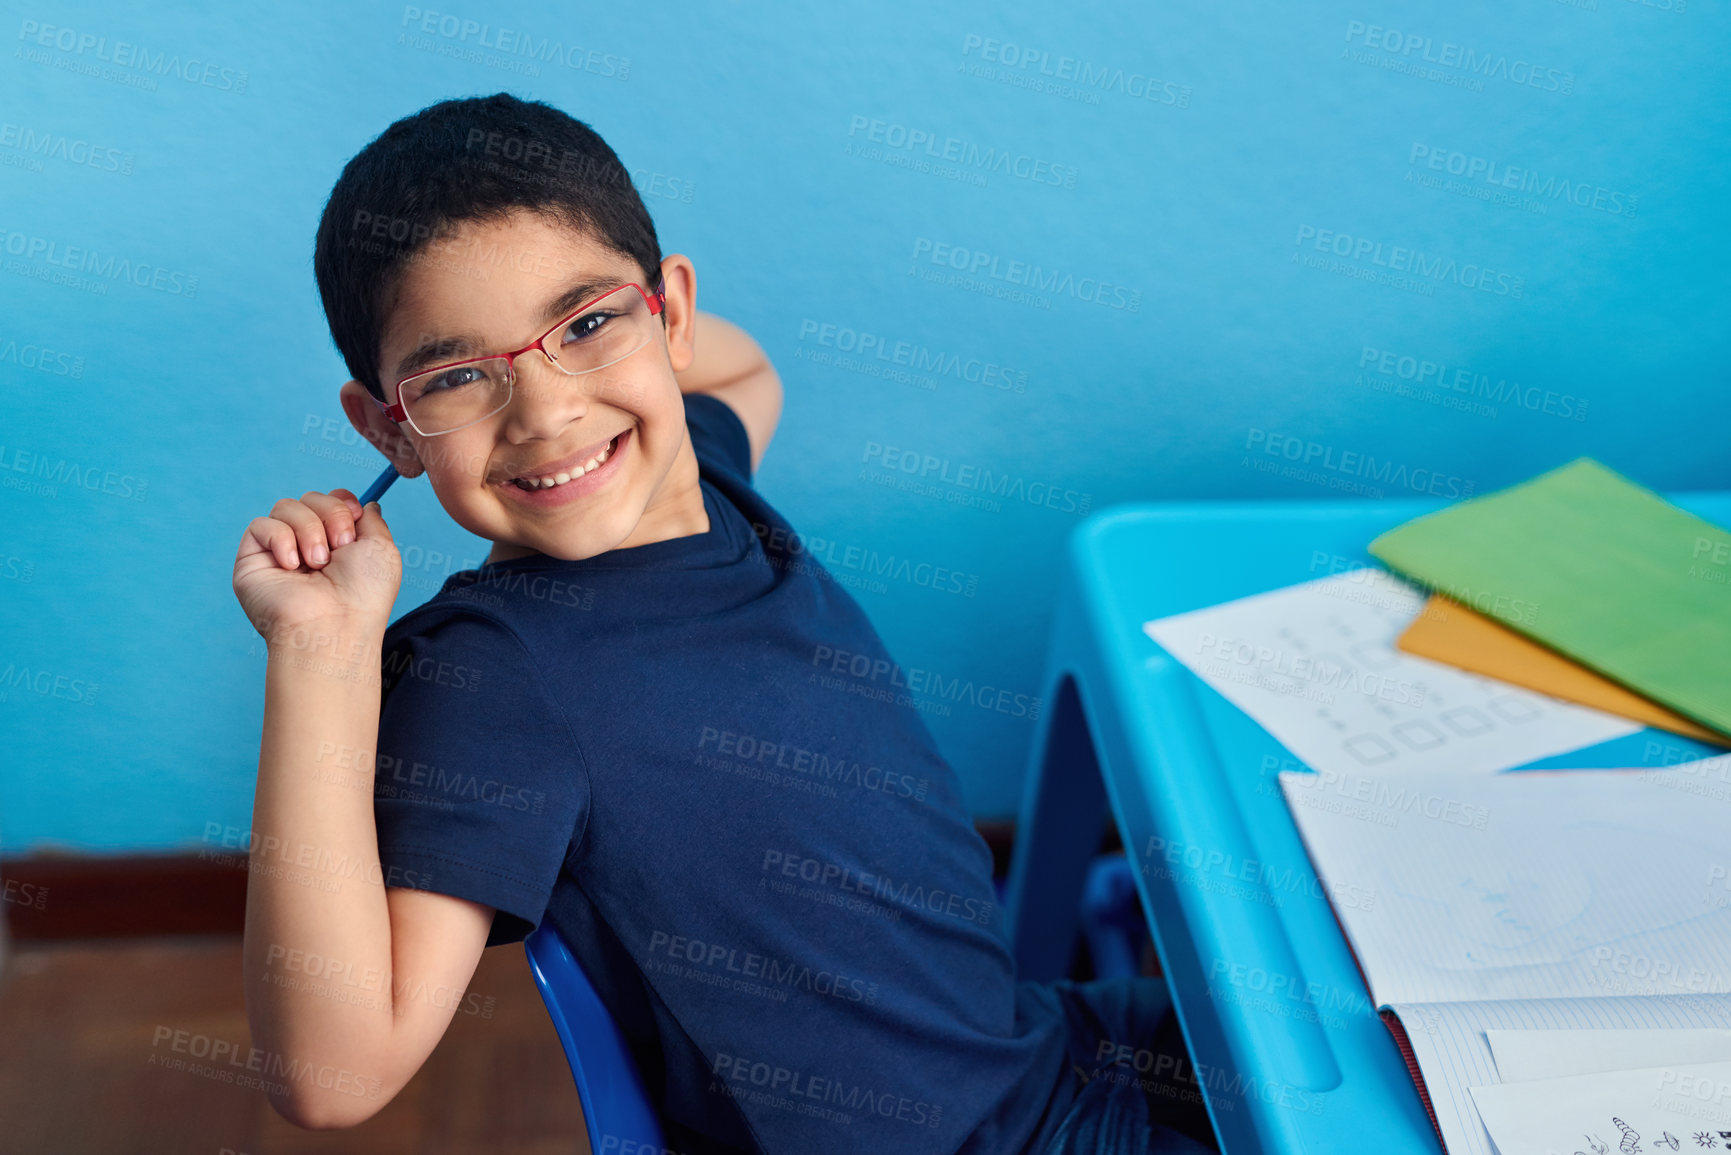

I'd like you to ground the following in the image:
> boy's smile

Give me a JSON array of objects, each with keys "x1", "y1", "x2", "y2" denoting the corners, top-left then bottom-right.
[
  {"x1": 498, "y1": 426, "x2": 630, "y2": 497},
  {"x1": 339, "y1": 210, "x2": 707, "y2": 566}
]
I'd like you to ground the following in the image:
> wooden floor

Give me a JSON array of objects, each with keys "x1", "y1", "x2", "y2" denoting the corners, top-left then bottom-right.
[{"x1": 0, "y1": 936, "x2": 587, "y2": 1154}]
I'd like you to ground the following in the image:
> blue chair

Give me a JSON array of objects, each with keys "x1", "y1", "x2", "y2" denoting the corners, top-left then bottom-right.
[
  {"x1": 524, "y1": 921, "x2": 667, "y2": 1151},
  {"x1": 523, "y1": 872, "x2": 1138, "y2": 1151},
  {"x1": 999, "y1": 852, "x2": 1149, "y2": 981},
  {"x1": 1079, "y1": 853, "x2": 1148, "y2": 981}
]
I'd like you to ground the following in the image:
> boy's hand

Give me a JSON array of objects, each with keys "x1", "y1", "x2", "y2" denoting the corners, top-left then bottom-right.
[{"x1": 233, "y1": 488, "x2": 400, "y2": 640}]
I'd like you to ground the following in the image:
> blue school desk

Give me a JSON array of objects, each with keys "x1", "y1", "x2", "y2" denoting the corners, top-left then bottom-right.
[{"x1": 1000, "y1": 492, "x2": 1731, "y2": 1155}]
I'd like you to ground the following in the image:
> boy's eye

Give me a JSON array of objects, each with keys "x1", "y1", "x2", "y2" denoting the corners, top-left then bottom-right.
[
  {"x1": 423, "y1": 363, "x2": 493, "y2": 393},
  {"x1": 560, "y1": 310, "x2": 615, "y2": 345}
]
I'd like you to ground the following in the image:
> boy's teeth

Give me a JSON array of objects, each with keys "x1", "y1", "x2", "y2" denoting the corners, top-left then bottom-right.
[{"x1": 514, "y1": 437, "x2": 616, "y2": 489}]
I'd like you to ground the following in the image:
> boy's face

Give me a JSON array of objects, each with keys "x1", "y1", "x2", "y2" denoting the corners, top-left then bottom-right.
[{"x1": 339, "y1": 210, "x2": 702, "y2": 564}]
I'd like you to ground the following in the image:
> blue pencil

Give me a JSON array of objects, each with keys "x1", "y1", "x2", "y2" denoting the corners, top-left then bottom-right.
[{"x1": 359, "y1": 463, "x2": 400, "y2": 508}]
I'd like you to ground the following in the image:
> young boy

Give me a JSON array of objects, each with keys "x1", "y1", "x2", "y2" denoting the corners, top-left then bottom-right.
[{"x1": 231, "y1": 93, "x2": 1214, "y2": 1154}]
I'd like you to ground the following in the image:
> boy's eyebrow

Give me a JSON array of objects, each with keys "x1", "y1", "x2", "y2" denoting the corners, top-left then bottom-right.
[
  {"x1": 397, "y1": 335, "x2": 480, "y2": 380},
  {"x1": 539, "y1": 275, "x2": 628, "y2": 327},
  {"x1": 393, "y1": 275, "x2": 629, "y2": 380}
]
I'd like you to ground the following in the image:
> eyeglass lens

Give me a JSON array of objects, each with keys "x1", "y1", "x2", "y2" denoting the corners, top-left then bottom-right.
[{"x1": 400, "y1": 284, "x2": 658, "y2": 434}]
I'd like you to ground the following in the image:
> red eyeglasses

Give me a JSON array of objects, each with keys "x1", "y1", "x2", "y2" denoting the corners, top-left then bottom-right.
[{"x1": 380, "y1": 280, "x2": 667, "y2": 436}]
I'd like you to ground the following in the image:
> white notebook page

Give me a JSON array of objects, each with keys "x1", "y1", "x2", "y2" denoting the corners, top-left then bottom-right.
[
  {"x1": 1279, "y1": 767, "x2": 1731, "y2": 1007},
  {"x1": 1487, "y1": 1026, "x2": 1731, "y2": 1082}
]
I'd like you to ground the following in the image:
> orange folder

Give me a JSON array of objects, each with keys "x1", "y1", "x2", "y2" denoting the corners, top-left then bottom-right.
[{"x1": 1396, "y1": 595, "x2": 1730, "y2": 745}]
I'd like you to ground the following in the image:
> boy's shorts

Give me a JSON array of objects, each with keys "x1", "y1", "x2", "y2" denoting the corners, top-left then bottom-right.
[{"x1": 1041, "y1": 977, "x2": 1218, "y2": 1155}]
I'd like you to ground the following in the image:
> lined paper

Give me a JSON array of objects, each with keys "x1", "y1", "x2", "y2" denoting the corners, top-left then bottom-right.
[{"x1": 1392, "y1": 997, "x2": 1731, "y2": 1155}]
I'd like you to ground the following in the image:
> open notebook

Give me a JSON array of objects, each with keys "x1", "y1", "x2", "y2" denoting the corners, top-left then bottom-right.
[{"x1": 1279, "y1": 767, "x2": 1731, "y2": 1155}]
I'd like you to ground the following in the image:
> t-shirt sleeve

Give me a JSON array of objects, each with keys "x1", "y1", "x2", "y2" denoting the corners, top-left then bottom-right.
[
  {"x1": 683, "y1": 391, "x2": 754, "y2": 483},
  {"x1": 371, "y1": 610, "x2": 590, "y2": 946}
]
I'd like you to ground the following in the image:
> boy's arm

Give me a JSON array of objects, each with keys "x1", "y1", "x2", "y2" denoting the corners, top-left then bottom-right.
[
  {"x1": 245, "y1": 618, "x2": 495, "y2": 1128},
  {"x1": 674, "y1": 310, "x2": 782, "y2": 475}
]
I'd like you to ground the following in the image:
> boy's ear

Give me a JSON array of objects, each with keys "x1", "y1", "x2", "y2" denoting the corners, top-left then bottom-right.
[
  {"x1": 338, "y1": 379, "x2": 426, "y2": 479},
  {"x1": 657, "y1": 254, "x2": 697, "y2": 374}
]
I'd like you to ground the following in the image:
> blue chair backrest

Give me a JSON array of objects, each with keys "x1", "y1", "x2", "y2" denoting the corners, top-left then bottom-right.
[{"x1": 524, "y1": 921, "x2": 668, "y2": 1151}]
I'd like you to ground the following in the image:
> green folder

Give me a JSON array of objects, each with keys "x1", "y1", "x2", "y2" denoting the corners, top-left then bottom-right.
[{"x1": 1367, "y1": 458, "x2": 1731, "y2": 737}]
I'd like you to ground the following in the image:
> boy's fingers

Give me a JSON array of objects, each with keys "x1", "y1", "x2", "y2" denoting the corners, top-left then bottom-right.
[
  {"x1": 248, "y1": 517, "x2": 300, "y2": 571},
  {"x1": 302, "y1": 490, "x2": 358, "y2": 550},
  {"x1": 328, "y1": 487, "x2": 365, "y2": 522},
  {"x1": 271, "y1": 498, "x2": 331, "y2": 568},
  {"x1": 355, "y1": 501, "x2": 392, "y2": 542}
]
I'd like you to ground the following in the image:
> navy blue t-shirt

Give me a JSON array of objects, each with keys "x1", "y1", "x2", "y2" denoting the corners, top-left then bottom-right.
[{"x1": 373, "y1": 392, "x2": 1078, "y2": 1154}]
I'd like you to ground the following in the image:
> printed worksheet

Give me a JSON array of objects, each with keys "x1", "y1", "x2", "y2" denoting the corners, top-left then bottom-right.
[
  {"x1": 1142, "y1": 571, "x2": 1639, "y2": 776},
  {"x1": 1470, "y1": 1061, "x2": 1731, "y2": 1154}
]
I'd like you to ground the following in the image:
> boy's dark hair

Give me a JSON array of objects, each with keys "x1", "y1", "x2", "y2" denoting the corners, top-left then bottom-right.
[{"x1": 313, "y1": 92, "x2": 664, "y2": 401}]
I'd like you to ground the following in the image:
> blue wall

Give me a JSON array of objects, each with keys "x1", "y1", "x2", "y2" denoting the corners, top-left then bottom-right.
[{"x1": 1, "y1": 0, "x2": 1726, "y2": 852}]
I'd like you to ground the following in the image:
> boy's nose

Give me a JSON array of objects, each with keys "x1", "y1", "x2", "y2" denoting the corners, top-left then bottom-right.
[{"x1": 501, "y1": 351, "x2": 594, "y2": 439}]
